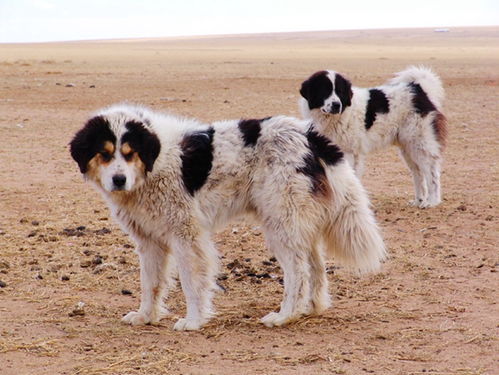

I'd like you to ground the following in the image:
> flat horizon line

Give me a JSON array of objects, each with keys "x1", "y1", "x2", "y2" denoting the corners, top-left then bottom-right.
[{"x1": 1, "y1": 24, "x2": 497, "y2": 45}]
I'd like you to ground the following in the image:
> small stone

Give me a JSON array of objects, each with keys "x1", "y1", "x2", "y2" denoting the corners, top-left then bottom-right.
[
  {"x1": 94, "y1": 227, "x2": 111, "y2": 235},
  {"x1": 121, "y1": 289, "x2": 133, "y2": 295},
  {"x1": 217, "y1": 273, "x2": 228, "y2": 281},
  {"x1": 93, "y1": 263, "x2": 116, "y2": 274},
  {"x1": 457, "y1": 204, "x2": 467, "y2": 211},
  {"x1": 65, "y1": 83, "x2": 75, "y2": 87},
  {"x1": 31, "y1": 220, "x2": 40, "y2": 226},
  {"x1": 80, "y1": 260, "x2": 92, "y2": 268},
  {"x1": 69, "y1": 302, "x2": 85, "y2": 316},
  {"x1": 0, "y1": 280, "x2": 7, "y2": 288},
  {"x1": 89, "y1": 85, "x2": 95, "y2": 88},
  {"x1": 92, "y1": 256, "x2": 103, "y2": 265},
  {"x1": 61, "y1": 275, "x2": 70, "y2": 281}
]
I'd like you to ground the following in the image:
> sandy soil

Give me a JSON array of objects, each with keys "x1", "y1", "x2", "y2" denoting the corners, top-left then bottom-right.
[{"x1": 0, "y1": 27, "x2": 498, "y2": 375}]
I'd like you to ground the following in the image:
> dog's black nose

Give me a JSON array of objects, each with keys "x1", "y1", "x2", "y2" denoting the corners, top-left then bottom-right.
[
  {"x1": 112, "y1": 174, "x2": 126, "y2": 188},
  {"x1": 331, "y1": 102, "x2": 342, "y2": 114}
]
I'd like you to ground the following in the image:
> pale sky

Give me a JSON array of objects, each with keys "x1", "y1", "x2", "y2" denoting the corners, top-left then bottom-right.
[{"x1": 0, "y1": 0, "x2": 498, "y2": 43}]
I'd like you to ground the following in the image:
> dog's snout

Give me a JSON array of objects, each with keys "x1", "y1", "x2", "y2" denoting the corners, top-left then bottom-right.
[
  {"x1": 331, "y1": 102, "x2": 342, "y2": 114},
  {"x1": 112, "y1": 174, "x2": 127, "y2": 188}
]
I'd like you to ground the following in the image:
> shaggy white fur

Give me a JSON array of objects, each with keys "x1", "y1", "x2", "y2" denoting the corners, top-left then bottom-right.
[
  {"x1": 70, "y1": 104, "x2": 386, "y2": 330},
  {"x1": 300, "y1": 66, "x2": 447, "y2": 208}
]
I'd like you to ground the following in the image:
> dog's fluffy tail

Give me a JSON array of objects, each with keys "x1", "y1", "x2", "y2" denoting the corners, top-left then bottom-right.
[
  {"x1": 324, "y1": 163, "x2": 387, "y2": 274},
  {"x1": 390, "y1": 66, "x2": 445, "y2": 110}
]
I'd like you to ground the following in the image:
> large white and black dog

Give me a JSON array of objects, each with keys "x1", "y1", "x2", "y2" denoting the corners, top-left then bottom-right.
[
  {"x1": 70, "y1": 104, "x2": 386, "y2": 330},
  {"x1": 299, "y1": 66, "x2": 447, "y2": 208}
]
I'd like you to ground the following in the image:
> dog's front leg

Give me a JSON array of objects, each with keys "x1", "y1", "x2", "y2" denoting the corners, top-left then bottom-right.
[
  {"x1": 122, "y1": 240, "x2": 173, "y2": 326},
  {"x1": 170, "y1": 235, "x2": 218, "y2": 331}
]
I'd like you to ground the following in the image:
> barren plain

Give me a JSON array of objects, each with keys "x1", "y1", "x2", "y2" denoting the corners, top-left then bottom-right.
[{"x1": 0, "y1": 27, "x2": 498, "y2": 374}]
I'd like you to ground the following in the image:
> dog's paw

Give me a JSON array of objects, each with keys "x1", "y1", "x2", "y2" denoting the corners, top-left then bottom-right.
[
  {"x1": 260, "y1": 312, "x2": 294, "y2": 328},
  {"x1": 173, "y1": 318, "x2": 204, "y2": 331},
  {"x1": 409, "y1": 199, "x2": 429, "y2": 208},
  {"x1": 122, "y1": 311, "x2": 150, "y2": 326},
  {"x1": 425, "y1": 199, "x2": 441, "y2": 208}
]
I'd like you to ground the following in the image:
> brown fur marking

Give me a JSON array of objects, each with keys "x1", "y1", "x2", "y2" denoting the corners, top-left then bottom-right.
[{"x1": 433, "y1": 112, "x2": 448, "y2": 150}]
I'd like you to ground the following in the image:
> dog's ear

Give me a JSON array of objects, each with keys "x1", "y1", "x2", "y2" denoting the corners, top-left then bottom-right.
[
  {"x1": 299, "y1": 79, "x2": 311, "y2": 101},
  {"x1": 300, "y1": 71, "x2": 332, "y2": 110},
  {"x1": 70, "y1": 116, "x2": 116, "y2": 173},
  {"x1": 334, "y1": 73, "x2": 353, "y2": 110},
  {"x1": 122, "y1": 121, "x2": 161, "y2": 173}
]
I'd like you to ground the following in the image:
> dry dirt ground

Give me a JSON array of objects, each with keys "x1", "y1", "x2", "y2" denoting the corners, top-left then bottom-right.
[{"x1": 0, "y1": 27, "x2": 498, "y2": 375}]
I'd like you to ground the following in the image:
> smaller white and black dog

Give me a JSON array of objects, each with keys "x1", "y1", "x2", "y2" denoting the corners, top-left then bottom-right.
[
  {"x1": 70, "y1": 104, "x2": 386, "y2": 330},
  {"x1": 299, "y1": 66, "x2": 447, "y2": 208}
]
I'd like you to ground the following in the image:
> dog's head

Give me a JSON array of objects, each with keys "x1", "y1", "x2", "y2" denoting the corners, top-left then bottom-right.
[
  {"x1": 299, "y1": 70, "x2": 353, "y2": 116},
  {"x1": 70, "y1": 110, "x2": 161, "y2": 193}
]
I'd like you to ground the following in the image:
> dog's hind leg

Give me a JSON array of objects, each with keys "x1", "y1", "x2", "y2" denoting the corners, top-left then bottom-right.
[
  {"x1": 308, "y1": 242, "x2": 331, "y2": 314},
  {"x1": 122, "y1": 240, "x2": 173, "y2": 326},
  {"x1": 400, "y1": 143, "x2": 441, "y2": 208},
  {"x1": 426, "y1": 158, "x2": 442, "y2": 207},
  {"x1": 171, "y1": 233, "x2": 219, "y2": 331},
  {"x1": 260, "y1": 230, "x2": 313, "y2": 327},
  {"x1": 399, "y1": 146, "x2": 428, "y2": 207}
]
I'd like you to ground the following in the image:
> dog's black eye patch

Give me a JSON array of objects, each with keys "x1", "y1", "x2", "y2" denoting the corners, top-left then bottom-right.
[
  {"x1": 70, "y1": 116, "x2": 116, "y2": 173},
  {"x1": 122, "y1": 152, "x2": 134, "y2": 162},
  {"x1": 365, "y1": 89, "x2": 390, "y2": 130},
  {"x1": 300, "y1": 71, "x2": 332, "y2": 110},
  {"x1": 333, "y1": 73, "x2": 353, "y2": 111},
  {"x1": 100, "y1": 151, "x2": 112, "y2": 162},
  {"x1": 409, "y1": 82, "x2": 436, "y2": 117},
  {"x1": 238, "y1": 117, "x2": 270, "y2": 147},
  {"x1": 180, "y1": 127, "x2": 215, "y2": 196},
  {"x1": 121, "y1": 121, "x2": 161, "y2": 173}
]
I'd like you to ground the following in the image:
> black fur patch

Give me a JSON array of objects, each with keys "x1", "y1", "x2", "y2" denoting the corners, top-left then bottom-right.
[
  {"x1": 365, "y1": 89, "x2": 390, "y2": 129},
  {"x1": 297, "y1": 153, "x2": 329, "y2": 197},
  {"x1": 121, "y1": 121, "x2": 161, "y2": 173},
  {"x1": 238, "y1": 118, "x2": 269, "y2": 147},
  {"x1": 334, "y1": 73, "x2": 353, "y2": 111},
  {"x1": 409, "y1": 82, "x2": 436, "y2": 116},
  {"x1": 297, "y1": 129, "x2": 344, "y2": 196},
  {"x1": 306, "y1": 129, "x2": 344, "y2": 166},
  {"x1": 180, "y1": 127, "x2": 215, "y2": 195},
  {"x1": 70, "y1": 116, "x2": 116, "y2": 173},
  {"x1": 300, "y1": 71, "x2": 332, "y2": 110}
]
